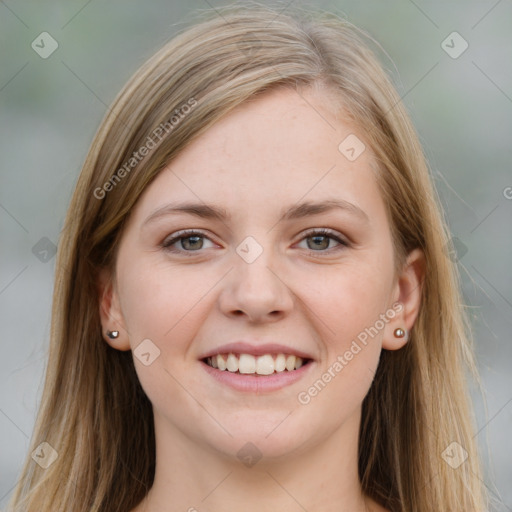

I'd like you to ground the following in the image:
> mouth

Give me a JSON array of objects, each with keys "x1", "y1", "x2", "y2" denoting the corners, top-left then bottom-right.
[
  {"x1": 199, "y1": 341, "x2": 315, "y2": 392},
  {"x1": 203, "y1": 353, "x2": 313, "y2": 376}
]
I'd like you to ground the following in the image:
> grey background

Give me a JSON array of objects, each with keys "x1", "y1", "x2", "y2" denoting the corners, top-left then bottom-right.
[{"x1": 1, "y1": 0, "x2": 511, "y2": 509}]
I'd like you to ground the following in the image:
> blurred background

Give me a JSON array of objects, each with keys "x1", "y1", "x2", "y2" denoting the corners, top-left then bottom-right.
[{"x1": 1, "y1": 0, "x2": 511, "y2": 509}]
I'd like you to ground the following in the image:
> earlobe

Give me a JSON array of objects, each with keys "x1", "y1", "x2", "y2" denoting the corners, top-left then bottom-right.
[
  {"x1": 97, "y1": 269, "x2": 131, "y2": 351},
  {"x1": 383, "y1": 248, "x2": 425, "y2": 350}
]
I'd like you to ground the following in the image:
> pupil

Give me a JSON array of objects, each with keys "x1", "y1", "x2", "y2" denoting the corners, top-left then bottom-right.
[
  {"x1": 183, "y1": 236, "x2": 202, "y2": 250},
  {"x1": 309, "y1": 235, "x2": 328, "y2": 250}
]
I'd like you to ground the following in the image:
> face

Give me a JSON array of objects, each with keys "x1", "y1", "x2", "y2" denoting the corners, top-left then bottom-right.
[{"x1": 101, "y1": 86, "x2": 418, "y2": 463}]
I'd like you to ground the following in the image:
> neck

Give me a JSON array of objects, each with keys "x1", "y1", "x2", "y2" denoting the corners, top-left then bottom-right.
[{"x1": 135, "y1": 408, "x2": 376, "y2": 512}]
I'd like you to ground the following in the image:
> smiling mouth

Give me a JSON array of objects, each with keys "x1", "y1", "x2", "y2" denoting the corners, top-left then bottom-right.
[{"x1": 203, "y1": 353, "x2": 312, "y2": 376}]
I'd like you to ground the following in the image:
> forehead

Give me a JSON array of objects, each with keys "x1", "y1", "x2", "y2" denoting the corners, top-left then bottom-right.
[{"x1": 131, "y1": 86, "x2": 387, "y2": 227}]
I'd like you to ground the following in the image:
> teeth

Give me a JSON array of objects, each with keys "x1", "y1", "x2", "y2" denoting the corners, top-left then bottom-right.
[
  {"x1": 226, "y1": 353, "x2": 239, "y2": 372},
  {"x1": 275, "y1": 353, "x2": 286, "y2": 372},
  {"x1": 238, "y1": 354, "x2": 256, "y2": 374},
  {"x1": 217, "y1": 354, "x2": 226, "y2": 371},
  {"x1": 256, "y1": 354, "x2": 275, "y2": 375},
  {"x1": 207, "y1": 353, "x2": 307, "y2": 375}
]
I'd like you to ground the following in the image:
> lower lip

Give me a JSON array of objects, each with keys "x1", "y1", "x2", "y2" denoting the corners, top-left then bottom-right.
[{"x1": 200, "y1": 360, "x2": 314, "y2": 393}]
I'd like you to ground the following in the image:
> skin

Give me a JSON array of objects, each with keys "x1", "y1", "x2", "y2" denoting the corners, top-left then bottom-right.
[{"x1": 99, "y1": 85, "x2": 424, "y2": 512}]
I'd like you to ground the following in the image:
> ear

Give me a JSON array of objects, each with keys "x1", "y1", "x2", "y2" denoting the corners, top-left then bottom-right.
[
  {"x1": 383, "y1": 248, "x2": 425, "y2": 350},
  {"x1": 98, "y1": 268, "x2": 131, "y2": 351}
]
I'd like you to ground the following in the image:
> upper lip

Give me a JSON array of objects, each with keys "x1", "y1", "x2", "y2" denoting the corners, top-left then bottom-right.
[{"x1": 199, "y1": 341, "x2": 315, "y2": 360}]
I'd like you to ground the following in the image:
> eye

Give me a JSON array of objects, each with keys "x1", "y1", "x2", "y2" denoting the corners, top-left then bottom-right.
[
  {"x1": 161, "y1": 228, "x2": 349, "y2": 256},
  {"x1": 296, "y1": 228, "x2": 349, "y2": 254},
  {"x1": 162, "y1": 230, "x2": 217, "y2": 254}
]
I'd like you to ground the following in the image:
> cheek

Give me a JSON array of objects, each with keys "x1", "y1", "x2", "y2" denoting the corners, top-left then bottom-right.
[
  {"x1": 295, "y1": 259, "x2": 392, "y2": 402},
  {"x1": 298, "y1": 259, "x2": 393, "y2": 341},
  {"x1": 117, "y1": 256, "x2": 221, "y2": 351},
  {"x1": 116, "y1": 258, "x2": 218, "y2": 420},
  {"x1": 295, "y1": 271, "x2": 386, "y2": 418}
]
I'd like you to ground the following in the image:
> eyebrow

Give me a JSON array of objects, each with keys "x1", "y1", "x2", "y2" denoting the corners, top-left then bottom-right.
[{"x1": 142, "y1": 198, "x2": 369, "y2": 226}]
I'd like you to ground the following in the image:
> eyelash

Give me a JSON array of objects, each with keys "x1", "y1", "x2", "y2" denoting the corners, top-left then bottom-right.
[{"x1": 161, "y1": 228, "x2": 349, "y2": 257}]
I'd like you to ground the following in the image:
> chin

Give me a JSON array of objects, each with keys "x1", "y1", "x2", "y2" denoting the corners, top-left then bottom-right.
[{"x1": 203, "y1": 412, "x2": 318, "y2": 464}]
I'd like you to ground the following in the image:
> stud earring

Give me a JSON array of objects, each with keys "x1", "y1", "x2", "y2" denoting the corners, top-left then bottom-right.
[
  {"x1": 393, "y1": 328, "x2": 406, "y2": 338},
  {"x1": 106, "y1": 330, "x2": 119, "y2": 339}
]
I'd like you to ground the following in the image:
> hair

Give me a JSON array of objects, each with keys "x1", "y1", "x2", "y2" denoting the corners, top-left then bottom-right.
[{"x1": 7, "y1": 2, "x2": 487, "y2": 511}]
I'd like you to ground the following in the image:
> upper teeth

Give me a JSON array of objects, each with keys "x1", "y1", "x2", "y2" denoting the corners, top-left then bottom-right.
[{"x1": 207, "y1": 353, "x2": 304, "y2": 375}]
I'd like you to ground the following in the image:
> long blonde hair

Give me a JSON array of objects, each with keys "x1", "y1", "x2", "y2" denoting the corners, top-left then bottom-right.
[{"x1": 7, "y1": 3, "x2": 486, "y2": 511}]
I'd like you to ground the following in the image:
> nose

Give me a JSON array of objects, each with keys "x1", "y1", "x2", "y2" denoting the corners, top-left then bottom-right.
[{"x1": 218, "y1": 244, "x2": 294, "y2": 324}]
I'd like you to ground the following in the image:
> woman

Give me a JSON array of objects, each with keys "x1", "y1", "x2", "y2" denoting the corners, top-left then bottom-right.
[{"x1": 7, "y1": 3, "x2": 487, "y2": 511}]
